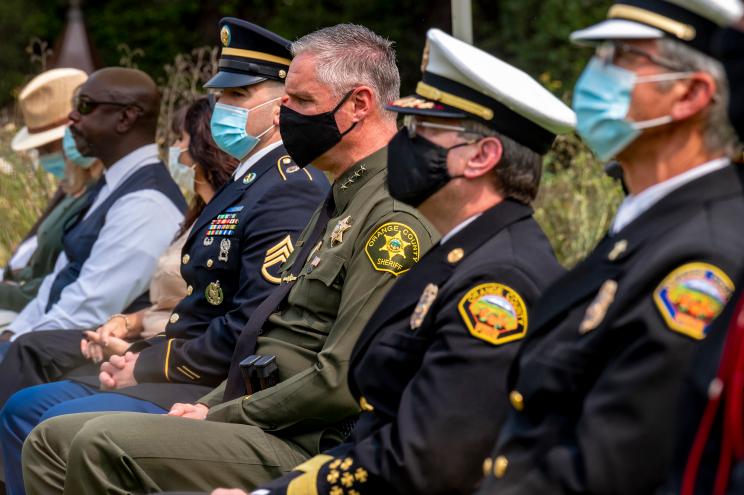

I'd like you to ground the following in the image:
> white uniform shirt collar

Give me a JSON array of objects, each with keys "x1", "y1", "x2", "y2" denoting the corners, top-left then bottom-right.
[
  {"x1": 103, "y1": 143, "x2": 160, "y2": 190},
  {"x1": 441, "y1": 213, "x2": 481, "y2": 244},
  {"x1": 232, "y1": 140, "x2": 284, "y2": 181},
  {"x1": 611, "y1": 157, "x2": 730, "y2": 234}
]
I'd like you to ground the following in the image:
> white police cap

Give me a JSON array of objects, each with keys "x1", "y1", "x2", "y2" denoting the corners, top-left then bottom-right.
[{"x1": 387, "y1": 28, "x2": 576, "y2": 154}]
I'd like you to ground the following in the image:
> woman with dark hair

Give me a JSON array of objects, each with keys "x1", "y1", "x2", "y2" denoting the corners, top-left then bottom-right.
[{"x1": 0, "y1": 97, "x2": 238, "y2": 408}]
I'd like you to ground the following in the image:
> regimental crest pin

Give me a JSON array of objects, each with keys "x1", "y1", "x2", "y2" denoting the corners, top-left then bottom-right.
[
  {"x1": 410, "y1": 283, "x2": 439, "y2": 330},
  {"x1": 330, "y1": 216, "x2": 353, "y2": 247},
  {"x1": 205, "y1": 280, "x2": 224, "y2": 306},
  {"x1": 243, "y1": 172, "x2": 257, "y2": 185},
  {"x1": 579, "y1": 280, "x2": 618, "y2": 334},
  {"x1": 218, "y1": 238, "x2": 231, "y2": 263}
]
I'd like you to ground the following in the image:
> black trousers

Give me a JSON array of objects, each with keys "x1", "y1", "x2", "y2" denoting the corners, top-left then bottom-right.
[{"x1": 0, "y1": 330, "x2": 97, "y2": 408}]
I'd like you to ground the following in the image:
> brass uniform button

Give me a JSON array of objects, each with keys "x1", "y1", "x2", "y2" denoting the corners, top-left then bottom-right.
[
  {"x1": 187, "y1": 285, "x2": 193, "y2": 296},
  {"x1": 482, "y1": 457, "x2": 493, "y2": 477},
  {"x1": 207, "y1": 259, "x2": 214, "y2": 268},
  {"x1": 182, "y1": 254, "x2": 190, "y2": 264},
  {"x1": 359, "y1": 397, "x2": 374, "y2": 412},
  {"x1": 494, "y1": 456, "x2": 508, "y2": 479},
  {"x1": 509, "y1": 390, "x2": 524, "y2": 412},
  {"x1": 169, "y1": 313, "x2": 180, "y2": 324},
  {"x1": 447, "y1": 248, "x2": 464, "y2": 264}
]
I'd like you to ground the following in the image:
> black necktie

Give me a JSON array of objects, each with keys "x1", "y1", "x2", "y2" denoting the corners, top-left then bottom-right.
[{"x1": 223, "y1": 192, "x2": 336, "y2": 400}]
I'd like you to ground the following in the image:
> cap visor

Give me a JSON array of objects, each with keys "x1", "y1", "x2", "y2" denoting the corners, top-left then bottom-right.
[
  {"x1": 11, "y1": 125, "x2": 66, "y2": 152},
  {"x1": 386, "y1": 94, "x2": 466, "y2": 119},
  {"x1": 204, "y1": 71, "x2": 267, "y2": 89},
  {"x1": 570, "y1": 19, "x2": 665, "y2": 45}
]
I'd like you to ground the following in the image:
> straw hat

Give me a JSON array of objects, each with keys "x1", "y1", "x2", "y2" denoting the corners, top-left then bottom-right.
[{"x1": 11, "y1": 68, "x2": 88, "y2": 151}]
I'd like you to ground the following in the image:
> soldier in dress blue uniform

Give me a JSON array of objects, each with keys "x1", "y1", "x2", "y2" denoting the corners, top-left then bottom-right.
[
  {"x1": 0, "y1": 18, "x2": 328, "y2": 493},
  {"x1": 475, "y1": 1, "x2": 744, "y2": 494}
]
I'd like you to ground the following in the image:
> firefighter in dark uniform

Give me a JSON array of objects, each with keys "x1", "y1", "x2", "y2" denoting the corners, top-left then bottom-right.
[
  {"x1": 246, "y1": 27, "x2": 574, "y2": 495},
  {"x1": 661, "y1": 6, "x2": 744, "y2": 495},
  {"x1": 0, "y1": 18, "x2": 329, "y2": 478},
  {"x1": 475, "y1": 2, "x2": 744, "y2": 494}
]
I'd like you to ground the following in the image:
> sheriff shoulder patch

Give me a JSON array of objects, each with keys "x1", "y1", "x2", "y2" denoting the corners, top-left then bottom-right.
[
  {"x1": 458, "y1": 283, "x2": 528, "y2": 345},
  {"x1": 653, "y1": 262, "x2": 734, "y2": 339},
  {"x1": 364, "y1": 222, "x2": 421, "y2": 276}
]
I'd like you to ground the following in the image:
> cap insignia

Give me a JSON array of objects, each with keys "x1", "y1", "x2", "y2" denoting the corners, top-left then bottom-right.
[{"x1": 220, "y1": 25, "x2": 231, "y2": 47}]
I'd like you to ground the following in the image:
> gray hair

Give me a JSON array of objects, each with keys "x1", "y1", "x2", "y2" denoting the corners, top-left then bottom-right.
[
  {"x1": 291, "y1": 24, "x2": 400, "y2": 121},
  {"x1": 657, "y1": 38, "x2": 739, "y2": 155},
  {"x1": 462, "y1": 121, "x2": 543, "y2": 204}
]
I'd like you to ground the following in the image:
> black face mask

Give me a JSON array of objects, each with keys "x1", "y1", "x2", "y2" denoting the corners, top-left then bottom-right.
[
  {"x1": 386, "y1": 127, "x2": 467, "y2": 207},
  {"x1": 713, "y1": 27, "x2": 744, "y2": 141},
  {"x1": 279, "y1": 91, "x2": 357, "y2": 168}
]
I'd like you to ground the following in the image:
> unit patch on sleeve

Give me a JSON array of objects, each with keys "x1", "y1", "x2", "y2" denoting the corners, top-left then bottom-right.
[
  {"x1": 261, "y1": 235, "x2": 295, "y2": 284},
  {"x1": 653, "y1": 262, "x2": 734, "y2": 339},
  {"x1": 364, "y1": 222, "x2": 421, "y2": 277},
  {"x1": 458, "y1": 283, "x2": 528, "y2": 345}
]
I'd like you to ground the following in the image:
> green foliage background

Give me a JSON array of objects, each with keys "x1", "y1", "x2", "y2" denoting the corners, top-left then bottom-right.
[{"x1": 0, "y1": 0, "x2": 623, "y2": 268}]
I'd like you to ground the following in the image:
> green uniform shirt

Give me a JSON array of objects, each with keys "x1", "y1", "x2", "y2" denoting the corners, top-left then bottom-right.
[
  {"x1": 205, "y1": 146, "x2": 438, "y2": 449},
  {"x1": 0, "y1": 190, "x2": 92, "y2": 312}
]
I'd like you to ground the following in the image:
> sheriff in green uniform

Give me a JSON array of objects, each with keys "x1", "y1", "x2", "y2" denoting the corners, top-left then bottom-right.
[{"x1": 22, "y1": 23, "x2": 437, "y2": 495}]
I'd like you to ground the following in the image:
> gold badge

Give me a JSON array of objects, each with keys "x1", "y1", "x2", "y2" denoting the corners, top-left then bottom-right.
[
  {"x1": 447, "y1": 248, "x2": 464, "y2": 264},
  {"x1": 653, "y1": 262, "x2": 734, "y2": 339},
  {"x1": 205, "y1": 281, "x2": 224, "y2": 305},
  {"x1": 579, "y1": 280, "x2": 618, "y2": 334},
  {"x1": 330, "y1": 216, "x2": 353, "y2": 247},
  {"x1": 218, "y1": 238, "x2": 231, "y2": 263},
  {"x1": 364, "y1": 222, "x2": 421, "y2": 277},
  {"x1": 278, "y1": 69, "x2": 287, "y2": 79},
  {"x1": 261, "y1": 235, "x2": 294, "y2": 284},
  {"x1": 458, "y1": 283, "x2": 528, "y2": 346},
  {"x1": 220, "y1": 25, "x2": 231, "y2": 47},
  {"x1": 410, "y1": 283, "x2": 439, "y2": 330}
]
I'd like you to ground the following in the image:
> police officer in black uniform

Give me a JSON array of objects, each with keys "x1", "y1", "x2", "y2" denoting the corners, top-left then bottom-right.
[
  {"x1": 247, "y1": 27, "x2": 574, "y2": 495},
  {"x1": 476, "y1": 2, "x2": 744, "y2": 494},
  {"x1": 661, "y1": 7, "x2": 744, "y2": 495}
]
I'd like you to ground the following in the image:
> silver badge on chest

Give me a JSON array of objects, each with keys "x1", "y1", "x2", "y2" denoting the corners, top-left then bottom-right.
[{"x1": 218, "y1": 238, "x2": 231, "y2": 263}]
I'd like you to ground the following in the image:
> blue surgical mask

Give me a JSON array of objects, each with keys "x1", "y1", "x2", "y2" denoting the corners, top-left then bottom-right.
[
  {"x1": 210, "y1": 99, "x2": 278, "y2": 160},
  {"x1": 62, "y1": 126, "x2": 95, "y2": 168},
  {"x1": 39, "y1": 152, "x2": 66, "y2": 178},
  {"x1": 168, "y1": 146, "x2": 195, "y2": 194},
  {"x1": 573, "y1": 57, "x2": 692, "y2": 161}
]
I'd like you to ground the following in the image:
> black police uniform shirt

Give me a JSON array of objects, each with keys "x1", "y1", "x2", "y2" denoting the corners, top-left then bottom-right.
[
  {"x1": 476, "y1": 163, "x2": 744, "y2": 495},
  {"x1": 255, "y1": 199, "x2": 565, "y2": 495},
  {"x1": 73, "y1": 144, "x2": 329, "y2": 406}
]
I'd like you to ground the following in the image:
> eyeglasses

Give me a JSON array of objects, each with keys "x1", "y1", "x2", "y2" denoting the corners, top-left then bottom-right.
[
  {"x1": 595, "y1": 41, "x2": 689, "y2": 72},
  {"x1": 74, "y1": 95, "x2": 142, "y2": 115},
  {"x1": 402, "y1": 115, "x2": 483, "y2": 142}
]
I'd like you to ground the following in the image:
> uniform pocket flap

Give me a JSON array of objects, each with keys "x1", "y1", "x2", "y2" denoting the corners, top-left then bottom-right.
[{"x1": 304, "y1": 253, "x2": 345, "y2": 287}]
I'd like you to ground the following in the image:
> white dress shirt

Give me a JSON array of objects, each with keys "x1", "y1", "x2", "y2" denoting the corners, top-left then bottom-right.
[
  {"x1": 232, "y1": 140, "x2": 284, "y2": 181},
  {"x1": 611, "y1": 158, "x2": 730, "y2": 234},
  {"x1": 441, "y1": 213, "x2": 481, "y2": 244},
  {"x1": 9, "y1": 144, "x2": 184, "y2": 337}
]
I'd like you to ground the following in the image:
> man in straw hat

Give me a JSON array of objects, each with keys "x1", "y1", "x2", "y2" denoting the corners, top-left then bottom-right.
[{"x1": 477, "y1": 1, "x2": 744, "y2": 494}]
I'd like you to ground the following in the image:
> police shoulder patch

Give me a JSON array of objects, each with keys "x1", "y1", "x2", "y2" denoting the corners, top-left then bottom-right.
[
  {"x1": 364, "y1": 222, "x2": 421, "y2": 276},
  {"x1": 458, "y1": 283, "x2": 528, "y2": 345},
  {"x1": 653, "y1": 262, "x2": 734, "y2": 340}
]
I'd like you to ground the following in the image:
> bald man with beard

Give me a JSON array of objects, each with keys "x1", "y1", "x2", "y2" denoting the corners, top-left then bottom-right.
[{"x1": 0, "y1": 67, "x2": 186, "y2": 401}]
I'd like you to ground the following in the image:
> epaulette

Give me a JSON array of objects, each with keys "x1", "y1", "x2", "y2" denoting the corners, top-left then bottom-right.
[{"x1": 276, "y1": 155, "x2": 313, "y2": 181}]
